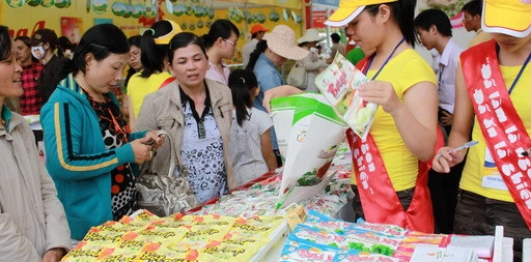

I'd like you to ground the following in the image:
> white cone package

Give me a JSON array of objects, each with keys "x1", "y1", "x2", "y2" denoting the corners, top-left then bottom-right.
[{"x1": 271, "y1": 93, "x2": 347, "y2": 208}]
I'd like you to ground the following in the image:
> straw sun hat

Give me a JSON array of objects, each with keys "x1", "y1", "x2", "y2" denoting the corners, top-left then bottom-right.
[
  {"x1": 297, "y1": 29, "x2": 325, "y2": 44},
  {"x1": 263, "y1": 25, "x2": 309, "y2": 60},
  {"x1": 481, "y1": 0, "x2": 531, "y2": 38}
]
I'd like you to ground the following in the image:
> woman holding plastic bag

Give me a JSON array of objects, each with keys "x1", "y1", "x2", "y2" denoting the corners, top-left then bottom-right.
[{"x1": 264, "y1": 0, "x2": 440, "y2": 233}]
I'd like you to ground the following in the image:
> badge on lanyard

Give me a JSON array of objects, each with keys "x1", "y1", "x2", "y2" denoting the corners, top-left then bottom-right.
[{"x1": 482, "y1": 148, "x2": 508, "y2": 191}]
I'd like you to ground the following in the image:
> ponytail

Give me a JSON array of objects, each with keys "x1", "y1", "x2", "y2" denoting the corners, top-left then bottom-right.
[
  {"x1": 246, "y1": 40, "x2": 268, "y2": 71},
  {"x1": 140, "y1": 20, "x2": 173, "y2": 78},
  {"x1": 366, "y1": 0, "x2": 417, "y2": 48},
  {"x1": 228, "y1": 69, "x2": 258, "y2": 127}
]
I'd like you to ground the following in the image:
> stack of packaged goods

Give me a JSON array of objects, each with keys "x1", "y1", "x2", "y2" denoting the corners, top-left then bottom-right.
[
  {"x1": 279, "y1": 210, "x2": 483, "y2": 262},
  {"x1": 190, "y1": 167, "x2": 354, "y2": 218},
  {"x1": 61, "y1": 210, "x2": 287, "y2": 262}
]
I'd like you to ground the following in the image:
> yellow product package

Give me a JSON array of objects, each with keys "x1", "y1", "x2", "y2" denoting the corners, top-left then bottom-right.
[
  {"x1": 61, "y1": 241, "x2": 109, "y2": 262},
  {"x1": 193, "y1": 214, "x2": 236, "y2": 227},
  {"x1": 81, "y1": 227, "x2": 123, "y2": 245},
  {"x1": 121, "y1": 225, "x2": 188, "y2": 247},
  {"x1": 119, "y1": 210, "x2": 160, "y2": 227},
  {"x1": 134, "y1": 243, "x2": 199, "y2": 262},
  {"x1": 229, "y1": 215, "x2": 285, "y2": 238},
  {"x1": 94, "y1": 220, "x2": 144, "y2": 234},
  {"x1": 95, "y1": 247, "x2": 139, "y2": 262},
  {"x1": 178, "y1": 224, "x2": 231, "y2": 249},
  {"x1": 198, "y1": 238, "x2": 264, "y2": 262}
]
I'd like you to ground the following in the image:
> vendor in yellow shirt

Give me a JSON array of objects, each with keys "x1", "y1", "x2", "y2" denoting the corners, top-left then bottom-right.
[
  {"x1": 127, "y1": 20, "x2": 181, "y2": 127},
  {"x1": 264, "y1": 0, "x2": 439, "y2": 233},
  {"x1": 433, "y1": 0, "x2": 531, "y2": 259}
]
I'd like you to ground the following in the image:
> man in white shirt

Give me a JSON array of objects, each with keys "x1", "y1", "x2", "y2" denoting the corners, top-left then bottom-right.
[
  {"x1": 415, "y1": 8, "x2": 465, "y2": 234},
  {"x1": 242, "y1": 24, "x2": 269, "y2": 68}
]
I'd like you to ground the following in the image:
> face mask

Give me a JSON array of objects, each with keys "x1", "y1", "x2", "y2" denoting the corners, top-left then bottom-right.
[
  {"x1": 31, "y1": 46, "x2": 45, "y2": 60},
  {"x1": 310, "y1": 47, "x2": 318, "y2": 53},
  {"x1": 63, "y1": 50, "x2": 73, "y2": 60}
]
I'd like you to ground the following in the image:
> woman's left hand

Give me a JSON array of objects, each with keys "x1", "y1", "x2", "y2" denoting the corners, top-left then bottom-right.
[
  {"x1": 143, "y1": 130, "x2": 165, "y2": 149},
  {"x1": 42, "y1": 248, "x2": 65, "y2": 262},
  {"x1": 359, "y1": 80, "x2": 401, "y2": 114}
]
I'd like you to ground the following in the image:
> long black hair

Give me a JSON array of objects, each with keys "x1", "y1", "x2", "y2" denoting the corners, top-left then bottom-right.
[
  {"x1": 365, "y1": 0, "x2": 417, "y2": 48},
  {"x1": 228, "y1": 69, "x2": 258, "y2": 127},
  {"x1": 245, "y1": 40, "x2": 268, "y2": 71},
  {"x1": 199, "y1": 19, "x2": 239, "y2": 50},
  {"x1": 58, "y1": 24, "x2": 129, "y2": 78},
  {"x1": 140, "y1": 20, "x2": 173, "y2": 78},
  {"x1": 0, "y1": 25, "x2": 12, "y2": 61}
]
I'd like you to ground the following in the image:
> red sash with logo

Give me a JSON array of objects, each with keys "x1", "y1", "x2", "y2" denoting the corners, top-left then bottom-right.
[
  {"x1": 345, "y1": 59, "x2": 441, "y2": 233},
  {"x1": 346, "y1": 131, "x2": 437, "y2": 233},
  {"x1": 461, "y1": 39, "x2": 531, "y2": 230}
]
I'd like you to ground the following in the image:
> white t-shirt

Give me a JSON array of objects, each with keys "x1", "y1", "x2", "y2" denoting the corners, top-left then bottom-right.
[{"x1": 229, "y1": 107, "x2": 273, "y2": 186}]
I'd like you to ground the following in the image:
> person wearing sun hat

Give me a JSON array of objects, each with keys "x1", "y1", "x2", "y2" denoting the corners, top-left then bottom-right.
[
  {"x1": 324, "y1": 0, "x2": 441, "y2": 233},
  {"x1": 242, "y1": 23, "x2": 269, "y2": 67},
  {"x1": 296, "y1": 28, "x2": 328, "y2": 92},
  {"x1": 246, "y1": 24, "x2": 308, "y2": 166},
  {"x1": 432, "y1": 0, "x2": 531, "y2": 259},
  {"x1": 126, "y1": 20, "x2": 182, "y2": 127}
]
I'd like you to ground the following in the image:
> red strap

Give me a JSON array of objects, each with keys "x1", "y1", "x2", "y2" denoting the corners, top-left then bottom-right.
[
  {"x1": 347, "y1": 129, "x2": 439, "y2": 233},
  {"x1": 159, "y1": 77, "x2": 176, "y2": 90},
  {"x1": 461, "y1": 39, "x2": 531, "y2": 230}
]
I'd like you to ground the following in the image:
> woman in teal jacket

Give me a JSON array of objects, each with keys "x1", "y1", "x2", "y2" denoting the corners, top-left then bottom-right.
[{"x1": 41, "y1": 24, "x2": 163, "y2": 241}]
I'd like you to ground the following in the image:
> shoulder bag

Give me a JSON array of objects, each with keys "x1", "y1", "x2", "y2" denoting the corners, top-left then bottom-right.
[
  {"x1": 287, "y1": 61, "x2": 308, "y2": 90},
  {"x1": 136, "y1": 131, "x2": 197, "y2": 216}
]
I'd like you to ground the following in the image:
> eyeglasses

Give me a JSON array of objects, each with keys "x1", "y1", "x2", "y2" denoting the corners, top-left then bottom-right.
[{"x1": 224, "y1": 39, "x2": 236, "y2": 46}]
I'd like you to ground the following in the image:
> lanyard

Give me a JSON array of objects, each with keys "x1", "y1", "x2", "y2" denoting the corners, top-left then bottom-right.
[
  {"x1": 508, "y1": 49, "x2": 531, "y2": 95},
  {"x1": 364, "y1": 38, "x2": 406, "y2": 80}
]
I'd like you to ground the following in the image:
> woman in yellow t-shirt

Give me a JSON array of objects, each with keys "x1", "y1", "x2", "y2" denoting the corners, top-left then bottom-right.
[
  {"x1": 127, "y1": 20, "x2": 181, "y2": 128},
  {"x1": 433, "y1": 0, "x2": 531, "y2": 259},
  {"x1": 264, "y1": 0, "x2": 438, "y2": 232}
]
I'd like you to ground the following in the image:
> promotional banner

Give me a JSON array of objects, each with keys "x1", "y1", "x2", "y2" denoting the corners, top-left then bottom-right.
[{"x1": 0, "y1": 1, "x2": 304, "y2": 64}]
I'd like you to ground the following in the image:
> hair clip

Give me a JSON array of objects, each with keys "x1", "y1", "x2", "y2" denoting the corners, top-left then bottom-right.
[
  {"x1": 240, "y1": 77, "x2": 246, "y2": 84},
  {"x1": 90, "y1": 43, "x2": 107, "y2": 50},
  {"x1": 143, "y1": 28, "x2": 155, "y2": 36}
]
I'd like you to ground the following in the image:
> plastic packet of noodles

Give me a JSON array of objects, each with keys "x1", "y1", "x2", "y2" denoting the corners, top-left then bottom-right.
[{"x1": 315, "y1": 53, "x2": 378, "y2": 139}]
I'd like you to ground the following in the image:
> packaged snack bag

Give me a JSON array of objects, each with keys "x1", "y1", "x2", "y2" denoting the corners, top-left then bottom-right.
[
  {"x1": 61, "y1": 241, "x2": 107, "y2": 262},
  {"x1": 121, "y1": 225, "x2": 188, "y2": 247},
  {"x1": 280, "y1": 239, "x2": 337, "y2": 262},
  {"x1": 271, "y1": 93, "x2": 347, "y2": 208},
  {"x1": 178, "y1": 224, "x2": 231, "y2": 249},
  {"x1": 333, "y1": 250, "x2": 401, "y2": 262},
  {"x1": 198, "y1": 239, "x2": 262, "y2": 262},
  {"x1": 315, "y1": 53, "x2": 378, "y2": 139},
  {"x1": 135, "y1": 243, "x2": 199, "y2": 261}
]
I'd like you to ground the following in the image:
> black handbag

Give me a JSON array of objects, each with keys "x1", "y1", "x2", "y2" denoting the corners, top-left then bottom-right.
[{"x1": 136, "y1": 131, "x2": 197, "y2": 216}]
